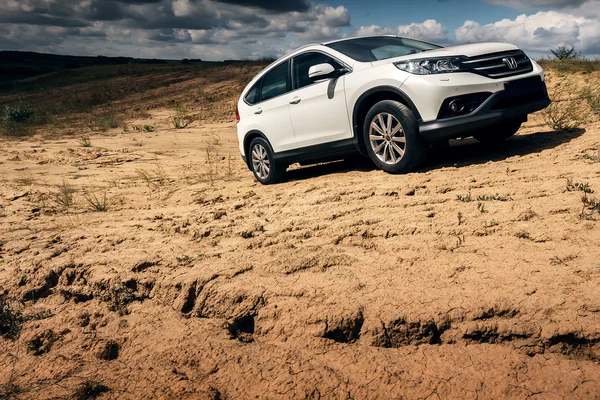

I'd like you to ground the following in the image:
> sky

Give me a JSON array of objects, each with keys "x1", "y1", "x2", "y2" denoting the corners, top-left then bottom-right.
[{"x1": 0, "y1": 0, "x2": 599, "y2": 60}]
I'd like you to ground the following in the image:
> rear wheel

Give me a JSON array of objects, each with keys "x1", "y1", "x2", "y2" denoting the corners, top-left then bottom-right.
[
  {"x1": 248, "y1": 137, "x2": 286, "y2": 184},
  {"x1": 473, "y1": 120, "x2": 522, "y2": 144},
  {"x1": 363, "y1": 100, "x2": 428, "y2": 173}
]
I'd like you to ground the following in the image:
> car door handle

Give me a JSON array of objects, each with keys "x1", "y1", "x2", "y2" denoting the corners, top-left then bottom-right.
[
  {"x1": 254, "y1": 108, "x2": 263, "y2": 115},
  {"x1": 289, "y1": 97, "x2": 301, "y2": 105}
]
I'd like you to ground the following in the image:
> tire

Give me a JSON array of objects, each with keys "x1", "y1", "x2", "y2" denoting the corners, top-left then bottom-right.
[
  {"x1": 473, "y1": 120, "x2": 521, "y2": 144},
  {"x1": 248, "y1": 137, "x2": 286, "y2": 184},
  {"x1": 363, "y1": 100, "x2": 429, "y2": 173}
]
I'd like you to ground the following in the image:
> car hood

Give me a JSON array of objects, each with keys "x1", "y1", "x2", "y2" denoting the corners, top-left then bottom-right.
[{"x1": 371, "y1": 42, "x2": 520, "y2": 66}]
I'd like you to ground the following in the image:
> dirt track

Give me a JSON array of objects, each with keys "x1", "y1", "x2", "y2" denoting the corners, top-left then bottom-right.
[{"x1": 2, "y1": 89, "x2": 600, "y2": 398}]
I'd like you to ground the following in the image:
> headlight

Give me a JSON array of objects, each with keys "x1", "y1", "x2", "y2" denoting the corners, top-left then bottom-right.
[{"x1": 395, "y1": 57, "x2": 466, "y2": 75}]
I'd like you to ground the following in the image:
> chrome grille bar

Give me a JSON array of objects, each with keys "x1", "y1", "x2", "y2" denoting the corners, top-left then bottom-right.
[{"x1": 463, "y1": 50, "x2": 533, "y2": 79}]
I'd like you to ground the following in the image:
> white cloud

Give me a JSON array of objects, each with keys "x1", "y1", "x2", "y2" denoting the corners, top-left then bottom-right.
[
  {"x1": 288, "y1": 5, "x2": 351, "y2": 41},
  {"x1": 396, "y1": 19, "x2": 448, "y2": 43},
  {"x1": 484, "y1": 0, "x2": 588, "y2": 9},
  {"x1": 355, "y1": 19, "x2": 449, "y2": 43},
  {"x1": 454, "y1": 10, "x2": 600, "y2": 56},
  {"x1": 317, "y1": 5, "x2": 351, "y2": 28}
]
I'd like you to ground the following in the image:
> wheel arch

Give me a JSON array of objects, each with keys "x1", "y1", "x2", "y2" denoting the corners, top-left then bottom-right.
[{"x1": 352, "y1": 86, "x2": 421, "y2": 155}]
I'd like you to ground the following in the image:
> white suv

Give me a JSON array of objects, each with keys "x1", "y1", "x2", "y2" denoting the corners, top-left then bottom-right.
[{"x1": 236, "y1": 36, "x2": 550, "y2": 184}]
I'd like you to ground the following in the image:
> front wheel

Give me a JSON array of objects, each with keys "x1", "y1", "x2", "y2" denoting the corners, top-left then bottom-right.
[
  {"x1": 473, "y1": 120, "x2": 522, "y2": 144},
  {"x1": 248, "y1": 137, "x2": 286, "y2": 184},
  {"x1": 363, "y1": 100, "x2": 429, "y2": 173}
]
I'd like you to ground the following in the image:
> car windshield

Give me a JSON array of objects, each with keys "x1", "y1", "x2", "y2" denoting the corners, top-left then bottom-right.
[{"x1": 326, "y1": 36, "x2": 442, "y2": 62}]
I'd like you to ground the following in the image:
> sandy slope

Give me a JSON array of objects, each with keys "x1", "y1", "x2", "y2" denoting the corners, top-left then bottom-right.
[{"x1": 2, "y1": 91, "x2": 600, "y2": 398}]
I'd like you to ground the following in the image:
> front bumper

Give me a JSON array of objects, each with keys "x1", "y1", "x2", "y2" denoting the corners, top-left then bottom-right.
[{"x1": 418, "y1": 76, "x2": 550, "y2": 141}]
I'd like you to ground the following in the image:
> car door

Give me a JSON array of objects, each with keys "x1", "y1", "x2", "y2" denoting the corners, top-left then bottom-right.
[
  {"x1": 288, "y1": 52, "x2": 352, "y2": 148},
  {"x1": 253, "y1": 60, "x2": 297, "y2": 153}
]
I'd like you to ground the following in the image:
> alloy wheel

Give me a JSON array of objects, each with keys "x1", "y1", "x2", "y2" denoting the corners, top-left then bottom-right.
[
  {"x1": 369, "y1": 112, "x2": 406, "y2": 165},
  {"x1": 251, "y1": 143, "x2": 270, "y2": 179}
]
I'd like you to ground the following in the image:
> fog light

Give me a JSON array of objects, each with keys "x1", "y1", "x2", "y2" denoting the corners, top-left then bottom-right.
[{"x1": 449, "y1": 100, "x2": 464, "y2": 113}]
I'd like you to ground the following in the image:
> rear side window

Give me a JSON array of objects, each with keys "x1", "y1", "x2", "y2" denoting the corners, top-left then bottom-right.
[
  {"x1": 260, "y1": 61, "x2": 290, "y2": 102},
  {"x1": 245, "y1": 84, "x2": 259, "y2": 105},
  {"x1": 292, "y1": 52, "x2": 343, "y2": 90}
]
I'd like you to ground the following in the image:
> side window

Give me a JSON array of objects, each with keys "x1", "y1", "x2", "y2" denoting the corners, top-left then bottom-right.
[
  {"x1": 260, "y1": 61, "x2": 290, "y2": 102},
  {"x1": 292, "y1": 52, "x2": 343, "y2": 90},
  {"x1": 245, "y1": 84, "x2": 259, "y2": 105}
]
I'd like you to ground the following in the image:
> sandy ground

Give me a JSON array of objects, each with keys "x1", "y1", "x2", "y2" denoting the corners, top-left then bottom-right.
[{"x1": 1, "y1": 99, "x2": 600, "y2": 399}]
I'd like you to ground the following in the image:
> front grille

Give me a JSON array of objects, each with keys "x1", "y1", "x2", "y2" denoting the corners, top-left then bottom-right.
[{"x1": 462, "y1": 50, "x2": 533, "y2": 79}]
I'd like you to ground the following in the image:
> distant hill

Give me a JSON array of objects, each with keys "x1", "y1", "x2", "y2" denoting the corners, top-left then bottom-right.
[{"x1": 0, "y1": 51, "x2": 179, "y2": 83}]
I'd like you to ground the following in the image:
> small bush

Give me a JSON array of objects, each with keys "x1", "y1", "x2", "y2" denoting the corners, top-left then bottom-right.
[
  {"x1": 580, "y1": 193, "x2": 600, "y2": 218},
  {"x1": 542, "y1": 78, "x2": 585, "y2": 131},
  {"x1": 80, "y1": 137, "x2": 92, "y2": 147},
  {"x1": 102, "y1": 282, "x2": 135, "y2": 316},
  {"x1": 456, "y1": 192, "x2": 472, "y2": 202},
  {"x1": 566, "y1": 179, "x2": 594, "y2": 194},
  {"x1": 171, "y1": 115, "x2": 192, "y2": 129},
  {"x1": 581, "y1": 84, "x2": 600, "y2": 115},
  {"x1": 90, "y1": 113, "x2": 122, "y2": 132},
  {"x1": 73, "y1": 379, "x2": 110, "y2": 400},
  {"x1": 0, "y1": 295, "x2": 24, "y2": 340},
  {"x1": 550, "y1": 45, "x2": 578, "y2": 60},
  {"x1": 4, "y1": 103, "x2": 34, "y2": 123},
  {"x1": 133, "y1": 124, "x2": 155, "y2": 132},
  {"x1": 476, "y1": 193, "x2": 513, "y2": 202},
  {"x1": 0, "y1": 120, "x2": 33, "y2": 137}
]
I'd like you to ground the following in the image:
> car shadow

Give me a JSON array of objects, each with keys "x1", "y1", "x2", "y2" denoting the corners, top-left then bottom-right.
[
  {"x1": 285, "y1": 157, "x2": 376, "y2": 182},
  {"x1": 282, "y1": 128, "x2": 585, "y2": 183},
  {"x1": 424, "y1": 128, "x2": 585, "y2": 171}
]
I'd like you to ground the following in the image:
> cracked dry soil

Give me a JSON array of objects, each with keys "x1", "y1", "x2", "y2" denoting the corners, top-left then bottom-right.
[{"x1": 2, "y1": 99, "x2": 600, "y2": 398}]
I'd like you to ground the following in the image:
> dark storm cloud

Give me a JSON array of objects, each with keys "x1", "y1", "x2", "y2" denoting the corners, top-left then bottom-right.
[
  {"x1": 213, "y1": 0, "x2": 312, "y2": 12},
  {"x1": 115, "y1": 0, "x2": 164, "y2": 3},
  {"x1": 0, "y1": 0, "x2": 354, "y2": 59},
  {"x1": 0, "y1": 12, "x2": 89, "y2": 27}
]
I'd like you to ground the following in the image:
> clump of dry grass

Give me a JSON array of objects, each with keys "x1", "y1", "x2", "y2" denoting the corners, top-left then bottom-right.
[
  {"x1": 102, "y1": 282, "x2": 135, "y2": 316},
  {"x1": 538, "y1": 58, "x2": 600, "y2": 74},
  {"x1": 73, "y1": 379, "x2": 110, "y2": 400},
  {"x1": 477, "y1": 193, "x2": 512, "y2": 202},
  {"x1": 0, "y1": 295, "x2": 24, "y2": 340},
  {"x1": 581, "y1": 83, "x2": 600, "y2": 115},
  {"x1": 83, "y1": 190, "x2": 110, "y2": 212},
  {"x1": 170, "y1": 115, "x2": 192, "y2": 129},
  {"x1": 133, "y1": 124, "x2": 155, "y2": 132},
  {"x1": 542, "y1": 78, "x2": 586, "y2": 131},
  {"x1": 89, "y1": 112, "x2": 123, "y2": 132},
  {"x1": 456, "y1": 192, "x2": 472, "y2": 202},
  {"x1": 54, "y1": 179, "x2": 76, "y2": 210},
  {"x1": 566, "y1": 179, "x2": 594, "y2": 194},
  {"x1": 79, "y1": 136, "x2": 92, "y2": 147},
  {"x1": 136, "y1": 161, "x2": 169, "y2": 193}
]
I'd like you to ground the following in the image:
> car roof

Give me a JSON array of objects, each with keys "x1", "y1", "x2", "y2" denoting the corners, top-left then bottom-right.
[{"x1": 322, "y1": 35, "x2": 399, "y2": 45}]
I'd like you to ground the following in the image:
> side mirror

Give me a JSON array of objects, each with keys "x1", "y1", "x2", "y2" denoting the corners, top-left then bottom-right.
[{"x1": 308, "y1": 63, "x2": 346, "y2": 81}]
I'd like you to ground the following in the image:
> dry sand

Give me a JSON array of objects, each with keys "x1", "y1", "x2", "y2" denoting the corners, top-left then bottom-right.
[{"x1": 1, "y1": 72, "x2": 600, "y2": 399}]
